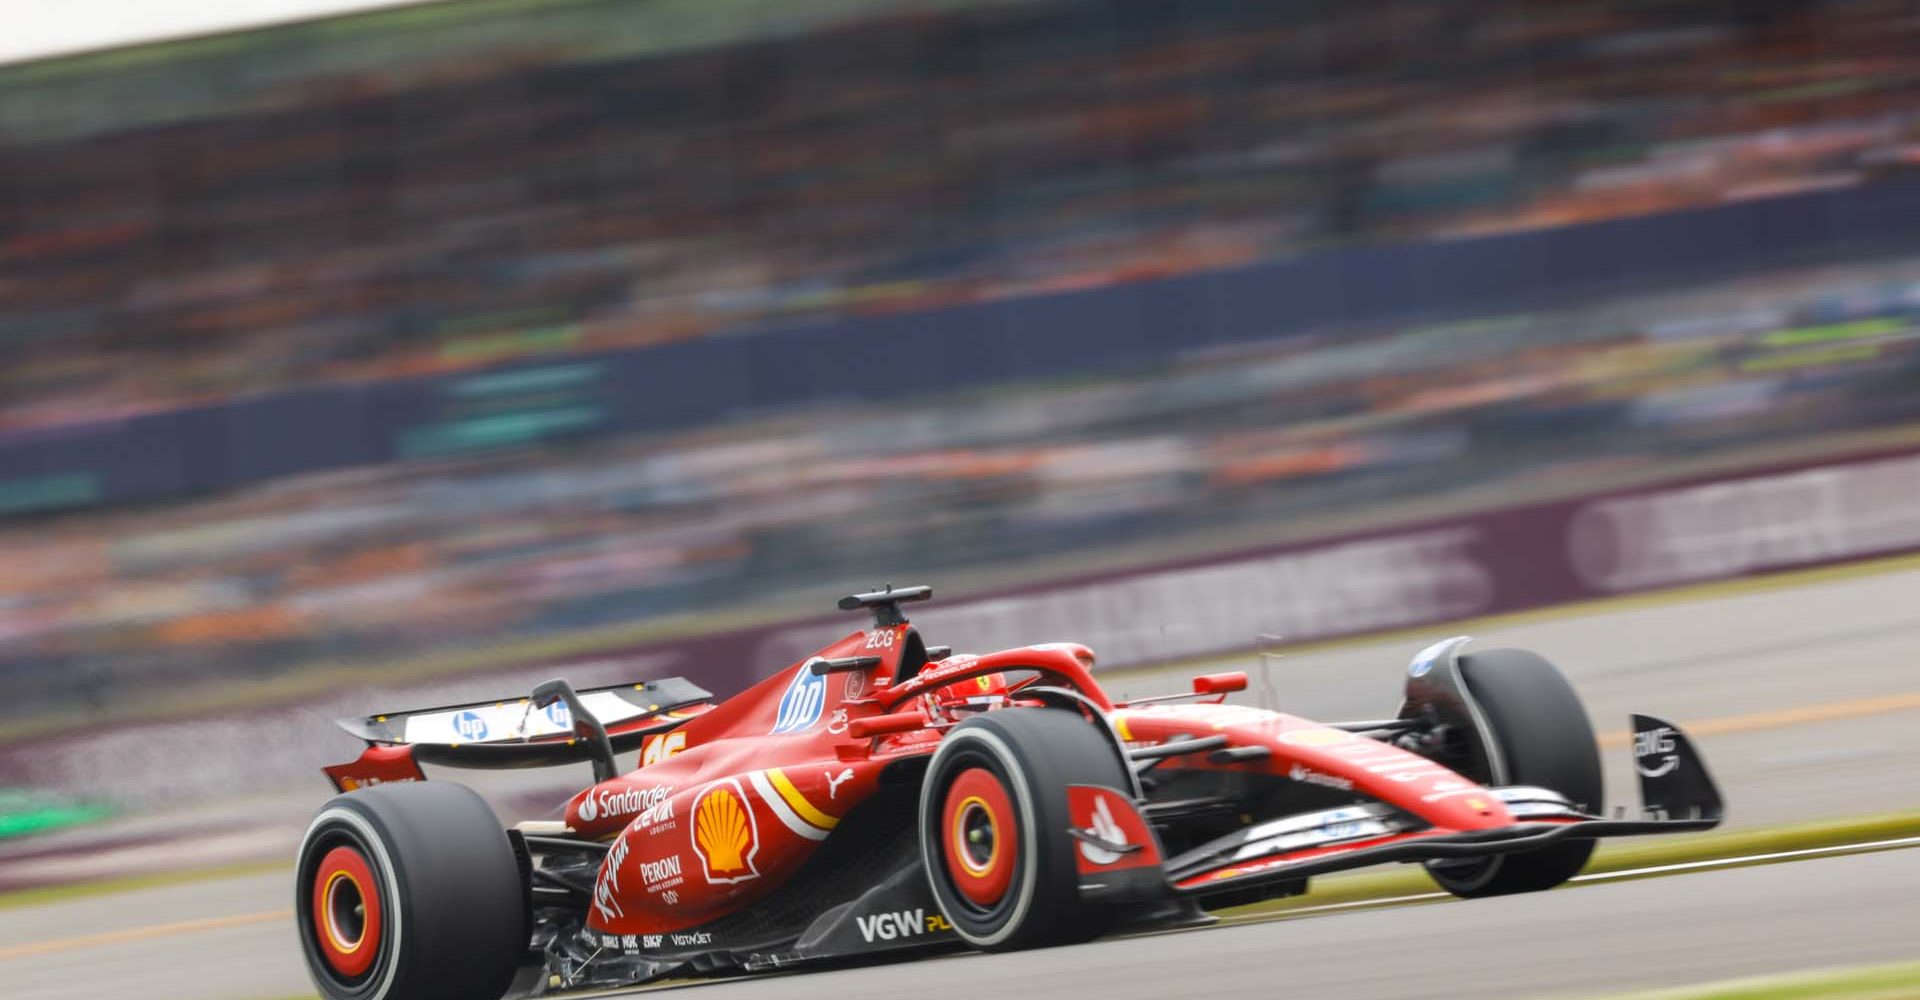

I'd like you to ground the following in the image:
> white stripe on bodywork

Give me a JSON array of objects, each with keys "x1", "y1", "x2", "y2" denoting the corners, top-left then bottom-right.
[{"x1": 747, "y1": 770, "x2": 828, "y2": 841}]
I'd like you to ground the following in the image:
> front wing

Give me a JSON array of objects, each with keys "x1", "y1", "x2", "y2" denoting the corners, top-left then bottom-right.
[{"x1": 1123, "y1": 713, "x2": 1722, "y2": 897}]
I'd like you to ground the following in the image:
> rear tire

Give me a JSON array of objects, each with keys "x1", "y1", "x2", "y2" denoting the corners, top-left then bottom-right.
[
  {"x1": 295, "y1": 782, "x2": 527, "y2": 1000},
  {"x1": 919, "y1": 709, "x2": 1131, "y2": 951},
  {"x1": 1427, "y1": 648, "x2": 1603, "y2": 898}
]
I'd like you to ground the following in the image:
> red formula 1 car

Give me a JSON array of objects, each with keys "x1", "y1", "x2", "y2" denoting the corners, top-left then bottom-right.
[{"x1": 296, "y1": 585, "x2": 1722, "y2": 1000}]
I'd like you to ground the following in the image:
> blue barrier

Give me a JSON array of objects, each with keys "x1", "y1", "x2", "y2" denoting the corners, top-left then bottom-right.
[{"x1": 7, "y1": 175, "x2": 1920, "y2": 514}]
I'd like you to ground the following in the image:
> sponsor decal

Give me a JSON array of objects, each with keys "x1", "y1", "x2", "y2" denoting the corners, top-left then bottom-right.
[
  {"x1": 335, "y1": 775, "x2": 418, "y2": 791},
  {"x1": 642, "y1": 934, "x2": 662, "y2": 948},
  {"x1": 641, "y1": 730, "x2": 688, "y2": 767},
  {"x1": 1418, "y1": 779, "x2": 1480, "y2": 803},
  {"x1": 638, "y1": 854, "x2": 683, "y2": 895},
  {"x1": 669, "y1": 931, "x2": 712, "y2": 947},
  {"x1": 1635, "y1": 725, "x2": 1680, "y2": 778},
  {"x1": 1409, "y1": 637, "x2": 1455, "y2": 678},
  {"x1": 749, "y1": 768, "x2": 840, "y2": 841},
  {"x1": 826, "y1": 708, "x2": 850, "y2": 735},
  {"x1": 1124, "y1": 702, "x2": 1274, "y2": 729},
  {"x1": 544, "y1": 700, "x2": 572, "y2": 729},
  {"x1": 843, "y1": 669, "x2": 868, "y2": 700},
  {"x1": 825, "y1": 767, "x2": 853, "y2": 800},
  {"x1": 1278, "y1": 727, "x2": 1352, "y2": 748},
  {"x1": 580, "y1": 783, "x2": 674, "y2": 828},
  {"x1": 864, "y1": 629, "x2": 897, "y2": 649},
  {"x1": 452, "y1": 710, "x2": 489, "y2": 742},
  {"x1": 593, "y1": 831, "x2": 631, "y2": 923},
  {"x1": 771, "y1": 667, "x2": 827, "y2": 735},
  {"x1": 1232, "y1": 806, "x2": 1391, "y2": 862},
  {"x1": 1288, "y1": 763, "x2": 1354, "y2": 791},
  {"x1": 1076, "y1": 793, "x2": 1128, "y2": 867},
  {"x1": 692, "y1": 779, "x2": 761, "y2": 884},
  {"x1": 911, "y1": 656, "x2": 976, "y2": 689},
  {"x1": 1318, "y1": 738, "x2": 1463, "y2": 792},
  {"x1": 855, "y1": 908, "x2": 952, "y2": 944}
]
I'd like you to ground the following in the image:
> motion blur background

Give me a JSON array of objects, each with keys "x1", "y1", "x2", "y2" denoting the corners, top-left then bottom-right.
[{"x1": 4, "y1": 0, "x2": 1920, "y2": 863}]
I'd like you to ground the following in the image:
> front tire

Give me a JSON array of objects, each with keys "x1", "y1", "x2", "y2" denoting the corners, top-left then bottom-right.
[
  {"x1": 1427, "y1": 648, "x2": 1603, "y2": 898},
  {"x1": 919, "y1": 709, "x2": 1131, "y2": 951},
  {"x1": 295, "y1": 782, "x2": 527, "y2": 1000}
]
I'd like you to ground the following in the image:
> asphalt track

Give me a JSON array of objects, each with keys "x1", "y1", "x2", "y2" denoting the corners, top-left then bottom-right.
[{"x1": 4, "y1": 563, "x2": 1920, "y2": 1000}]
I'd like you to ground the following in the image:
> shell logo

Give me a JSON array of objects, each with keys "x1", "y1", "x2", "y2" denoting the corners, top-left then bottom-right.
[{"x1": 691, "y1": 778, "x2": 760, "y2": 884}]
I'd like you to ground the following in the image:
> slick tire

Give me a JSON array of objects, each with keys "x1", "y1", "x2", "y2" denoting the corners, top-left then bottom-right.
[
  {"x1": 1427, "y1": 648, "x2": 1604, "y2": 898},
  {"x1": 296, "y1": 782, "x2": 528, "y2": 1000},
  {"x1": 919, "y1": 708, "x2": 1131, "y2": 951}
]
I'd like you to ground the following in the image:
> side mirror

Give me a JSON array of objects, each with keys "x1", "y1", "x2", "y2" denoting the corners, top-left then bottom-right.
[
  {"x1": 1192, "y1": 671, "x2": 1248, "y2": 696},
  {"x1": 531, "y1": 679, "x2": 617, "y2": 784}
]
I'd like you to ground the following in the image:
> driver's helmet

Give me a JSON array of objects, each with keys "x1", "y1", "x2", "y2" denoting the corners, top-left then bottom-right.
[{"x1": 926, "y1": 671, "x2": 1010, "y2": 721}]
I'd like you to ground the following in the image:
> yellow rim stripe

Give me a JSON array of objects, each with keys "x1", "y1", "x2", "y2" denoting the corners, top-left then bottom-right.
[
  {"x1": 952, "y1": 795, "x2": 998, "y2": 876},
  {"x1": 767, "y1": 768, "x2": 839, "y2": 831},
  {"x1": 321, "y1": 871, "x2": 364, "y2": 954}
]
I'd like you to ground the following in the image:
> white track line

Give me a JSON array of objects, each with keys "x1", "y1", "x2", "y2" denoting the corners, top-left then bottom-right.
[{"x1": 1574, "y1": 834, "x2": 1920, "y2": 881}]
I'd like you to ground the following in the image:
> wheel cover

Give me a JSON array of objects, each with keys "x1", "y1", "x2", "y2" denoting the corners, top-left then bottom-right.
[
  {"x1": 941, "y1": 767, "x2": 1016, "y2": 907},
  {"x1": 310, "y1": 845, "x2": 382, "y2": 979}
]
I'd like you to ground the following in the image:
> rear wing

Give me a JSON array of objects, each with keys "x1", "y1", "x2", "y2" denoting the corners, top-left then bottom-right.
[{"x1": 324, "y1": 676, "x2": 712, "y2": 790}]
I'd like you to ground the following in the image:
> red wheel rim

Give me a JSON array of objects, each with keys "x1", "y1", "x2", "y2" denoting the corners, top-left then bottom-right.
[
  {"x1": 941, "y1": 767, "x2": 1016, "y2": 907},
  {"x1": 311, "y1": 845, "x2": 382, "y2": 978}
]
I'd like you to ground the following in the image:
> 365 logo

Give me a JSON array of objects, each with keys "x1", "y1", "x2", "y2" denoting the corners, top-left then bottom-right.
[{"x1": 771, "y1": 667, "x2": 826, "y2": 735}]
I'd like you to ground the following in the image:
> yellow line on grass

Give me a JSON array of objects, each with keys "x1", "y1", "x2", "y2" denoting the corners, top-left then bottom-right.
[{"x1": 1555, "y1": 959, "x2": 1920, "y2": 1000}]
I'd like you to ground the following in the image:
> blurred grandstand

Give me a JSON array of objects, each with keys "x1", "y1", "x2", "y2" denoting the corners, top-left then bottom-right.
[{"x1": 5, "y1": 0, "x2": 1920, "y2": 721}]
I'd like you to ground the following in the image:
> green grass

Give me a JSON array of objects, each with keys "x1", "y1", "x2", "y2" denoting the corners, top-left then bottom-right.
[{"x1": 1564, "y1": 960, "x2": 1920, "y2": 1000}]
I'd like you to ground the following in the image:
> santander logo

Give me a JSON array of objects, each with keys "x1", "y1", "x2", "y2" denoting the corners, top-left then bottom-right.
[{"x1": 576, "y1": 784, "x2": 674, "y2": 826}]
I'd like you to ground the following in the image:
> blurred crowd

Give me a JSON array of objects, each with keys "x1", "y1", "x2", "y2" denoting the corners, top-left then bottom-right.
[
  {"x1": 8, "y1": 0, "x2": 1920, "y2": 710},
  {"x1": 7, "y1": 0, "x2": 1920, "y2": 430},
  {"x1": 6, "y1": 250, "x2": 1920, "y2": 708}
]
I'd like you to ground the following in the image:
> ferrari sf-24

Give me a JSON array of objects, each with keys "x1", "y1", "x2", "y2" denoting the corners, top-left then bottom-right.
[{"x1": 297, "y1": 585, "x2": 1722, "y2": 999}]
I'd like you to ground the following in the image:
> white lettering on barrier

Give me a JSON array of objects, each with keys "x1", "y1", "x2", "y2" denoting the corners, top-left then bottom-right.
[
  {"x1": 1569, "y1": 455, "x2": 1920, "y2": 592},
  {"x1": 757, "y1": 528, "x2": 1491, "y2": 671}
]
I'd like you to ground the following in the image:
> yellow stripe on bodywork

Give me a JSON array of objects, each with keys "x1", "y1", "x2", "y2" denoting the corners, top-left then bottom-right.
[
  {"x1": 1113, "y1": 714, "x2": 1134, "y2": 741},
  {"x1": 767, "y1": 768, "x2": 838, "y2": 830}
]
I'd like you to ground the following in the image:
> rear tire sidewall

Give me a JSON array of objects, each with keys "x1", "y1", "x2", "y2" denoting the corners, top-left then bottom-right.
[
  {"x1": 298, "y1": 806, "x2": 406, "y2": 1000},
  {"x1": 295, "y1": 783, "x2": 526, "y2": 1000}
]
